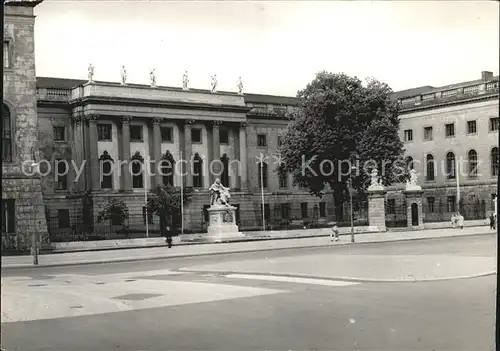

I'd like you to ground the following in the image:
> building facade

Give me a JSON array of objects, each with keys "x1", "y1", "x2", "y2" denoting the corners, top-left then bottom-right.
[{"x1": 2, "y1": 0, "x2": 49, "y2": 253}]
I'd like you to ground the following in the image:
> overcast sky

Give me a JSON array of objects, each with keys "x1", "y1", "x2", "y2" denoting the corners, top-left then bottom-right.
[{"x1": 34, "y1": 1, "x2": 499, "y2": 96}]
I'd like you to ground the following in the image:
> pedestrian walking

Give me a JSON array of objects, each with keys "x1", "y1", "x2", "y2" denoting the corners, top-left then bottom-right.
[
  {"x1": 331, "y1": 223, "x2": 339, "y2": 242},
  {"x1": 457, "y1": 213, "x2": 464, "y2": 229},
  {"x1": 490, "y1": 213, "x2": 496, "y2": 230}
]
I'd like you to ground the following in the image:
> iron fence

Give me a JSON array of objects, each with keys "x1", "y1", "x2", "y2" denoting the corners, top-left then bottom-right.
[
  {"x1": 422, "y1": 197, "x2": 489, "y2": 222},
  {"x1": 385, "y1": 198, "x2": 408, "y2": 228}
]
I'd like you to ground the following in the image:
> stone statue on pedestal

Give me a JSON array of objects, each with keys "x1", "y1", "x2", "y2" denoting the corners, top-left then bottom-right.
[
  {"x1": 210, "y1": 74, "x2": 218, "y2": 92},
  {"x1": 182, "y1": 70, "x2": 189, "y2": 90},
  {"x1": 237, "y1": 76, "x2": 243, "y2": 94},
  {"x1": 209, "y1": 178, "x2": 231, "y2": 206},
  {"x1": 367, "y1": 168, "x2": 384, "y2": 191},
  {"x1": 405, "y1": 169, "x2": 422, "y2": 190},
  {"x1": 150, "y1": 69, "x2": 156, "y2": 87},
  {"x1": 88, "y1": 63, "x2": 95, "y2": 82},
  {"x1": 120, "y1": 65, "x2": 127, "y2": 85}
]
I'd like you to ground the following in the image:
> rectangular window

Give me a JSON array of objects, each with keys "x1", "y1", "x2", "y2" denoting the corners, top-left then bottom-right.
[
  {"x1": 53, "y1": 126, "x2": 66, "y2": 141},
  {"x1": 301, "y1": 202, "x2": 308, "y2": 218},
  {"x1": 98, "y1": 124, "x2": 112, "y2": 141},
  {"x1": 490, "y1": 117, "x2": 499, "y2": 132},
  {"x1": 130, "y1": 125, "x2": 143, "y2": 142},
  {"x1": 3, "y1": 41, "x2": 10, "y2": 68},
  {"x1": 404, "y1": 129, "x2": 413, "y2": 142},
  {"x1": 467, "y1": 120, "x2": 477, "y2": 134},
  {"x1": 445, "y1": 123, "x2": 455, "y2": 137},
  {"x1": 257, "y1": 134, "x2": 267, "y2": 147},
  {"x1": 280, "y1": 203, "x2": 291, "y2": 219},
  {"x1": 191, "y1": 128, "x2": 202, "y2": 143},
  {"x1": 424, "y1": 127, "x2": 433, "y2": 141},
  {"x1": 319, "y1": 202, "x2": 326, "y2": 217},
  {"x1": 279, "y1": 170, "x2": 288, "y2": 188},
  {"x1": 427, "y1": 197, "x2": 435, "y2": 213},
  {"x1": 387, "y1": 199, "x2": 396, "y2": 215},
  {"x1": 447, "y1": 196, "x2": 456, "y2": 212},
  {"x1": 219, "y1": 129, "x2": 229, "y2": 144},
  {"x1": 1, "y1": 199, "x2": 16, "y2": 233},
  {"x1": 161, "y1": 127, "x2": 173, "y2": 142},
  {"x1": 58, "y1": 209, "x2": 70, "y2": 229}
]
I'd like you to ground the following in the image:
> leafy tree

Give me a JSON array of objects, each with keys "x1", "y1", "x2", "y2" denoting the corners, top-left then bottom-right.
[
  {"x1": 97, "y1": 199, "x2": 129, "y2": 232},
  {"x1": 278, "y1": 72, "x2": 405, "y2": 221},
  {"x1": 146, "y1": 184, "x2": 193, "y2": 232}
]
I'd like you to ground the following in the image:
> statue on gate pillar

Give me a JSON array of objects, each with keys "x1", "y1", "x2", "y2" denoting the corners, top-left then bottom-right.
[{"x1": 209, "y1": 178, "x2": 231, "y2": 207}]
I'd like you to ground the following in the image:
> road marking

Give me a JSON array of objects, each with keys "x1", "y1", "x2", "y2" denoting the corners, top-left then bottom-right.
[{"x1": 225, "y1": 274, "x2": 361, "y2": 287}]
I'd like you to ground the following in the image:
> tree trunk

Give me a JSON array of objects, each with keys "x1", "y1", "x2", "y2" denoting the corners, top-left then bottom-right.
[{"x1": 333, "y1": 187, "x2": 344, "y2": 222}]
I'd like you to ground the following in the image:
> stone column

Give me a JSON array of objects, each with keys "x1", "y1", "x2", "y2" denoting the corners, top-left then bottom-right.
[
  {"x1": 367, "y1": 188, "x2": 387, "y2": 232},
  {"x1": 121, "y1": 116, "x2": 132, "y2": 191},
  {"x1": 229, "y1": 127, "x2": 238, "y2": 190},
  {"x1": 184, "y1": 119, "x2": 194, "y2": 188},
  {"x1": 238, "y1": 122, "x2": 248, "y2": 190},
  {"x1": 403, "y1": 189, "x2": 425, "y2": 229},
  {"x1": 87, "y1": 115, "x2": 100, "y2": 191},
  {"x1": 212, "y1": 120, "x2": 222, "y2": 184},
  {"x1": 152, "y1": 118, "x2": 162, "y2": 187}
]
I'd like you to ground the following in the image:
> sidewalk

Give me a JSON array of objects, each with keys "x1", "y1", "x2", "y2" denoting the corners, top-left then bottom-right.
[{"x1": 1, "y1": 226, "x2": 494, "y2": 269}]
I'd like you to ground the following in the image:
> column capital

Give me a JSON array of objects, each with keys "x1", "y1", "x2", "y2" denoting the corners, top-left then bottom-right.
[
  {"x1": 185, "y1": 119, "x2": 195, "y2": 126},
  {"x1": 213, "y1": 120, "x2": 223, "y2": 127},
  {"x1": 239, "y1": 122, "x2": 247, "y2": 128},
  {"x1": 85, "y1": 115, "x2": 99, "y2": 124},
  {"x1": 70, "y1": 113, "x2": 84, "y2": 125},
  {"x1": 152, "y1": 118, "x2": 162, "y2": 125},
  {"x1": 122, "y1": 116, "x2": 133, "y2": 124}
]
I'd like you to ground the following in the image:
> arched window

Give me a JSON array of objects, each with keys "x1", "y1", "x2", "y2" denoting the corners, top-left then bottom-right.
[
  {"x1": 2, "y1": 103, "x2": 12, "y2": 162},
  {"x1": 193, "y1": 153, "x2": 203, "y2": 188},
  {"x1": 492, "y1": 147, "x2": 499, "y2": 176},
  {"x1": 405, "y1": 156, "x2": 414, "y2": 171},
  {"x1": 99, "y1": 151, "x2": 114, "y2": 189},
  {"x1": 258, "y1": 161, "x2": 268, "y2": 188},
  {"x1": 161, "y1": 150, "x2": 175, "y2": 186},
  {"x1": 446, "y1": 152, "x2": 456, "y2": 180},
  {"x1": 426, "y1": 154, "x2": 435, "y2": 181},
  {"x1": 131, "y1": 151, "x2": 144, "y2": 188},
  {"x1": 468, "y1": 149, "x2": 478, "y2": 178},
  {"x1": 56, "y1": 160, "x2": 68, "y2": 190},
  {"x1": 220, "y1": 153, "x2": 229, "y2": 187}
]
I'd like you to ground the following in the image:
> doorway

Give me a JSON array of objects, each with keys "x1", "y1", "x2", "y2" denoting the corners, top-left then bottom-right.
[{"x1": 411, "y1": 203, "x2": 419, "y2": 226}]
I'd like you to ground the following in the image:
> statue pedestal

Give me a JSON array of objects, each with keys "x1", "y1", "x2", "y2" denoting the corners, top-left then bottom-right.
[{"x1": 207, "y1": 205, "x2": 244, "y2": 242}]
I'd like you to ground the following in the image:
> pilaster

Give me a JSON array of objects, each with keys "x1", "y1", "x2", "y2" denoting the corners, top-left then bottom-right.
[
  {"x1": 238, "y1": 122, "x2": 248, "y2": 190},
  {"x1": 184, "y1": 119, "x2": 194, "y2": 188},
  {"x1": 212, "y1": 120, "x2": 222, "y2": 184},
  {"x1": 152, "y1": 118, "x2": 162, "y2": 187},
  {"x1": 121, "y1": 116, "x2": 132, "y2": 191},
  {"x1": 86, "y1": 114, "x2": 100, "y2": 191}
]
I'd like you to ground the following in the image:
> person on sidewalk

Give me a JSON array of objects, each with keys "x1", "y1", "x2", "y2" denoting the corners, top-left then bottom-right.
[
  {"x1": 457, "y1": 213, "x2": 464, "y2": 229},
  {"x1": 331, "y1": 223, "x2": 339, "y2": 242},
  {"x1": 165, "y1": 225, "x2": 173, "y2": 248},
  {"x1": 490, "y1": 213, "x2": 496, "y2": 230},
  {"x1": 451, "y1": 213, "x2": 457, "y2": 229}
]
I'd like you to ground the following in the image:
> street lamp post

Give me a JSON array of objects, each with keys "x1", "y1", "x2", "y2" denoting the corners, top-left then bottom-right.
[
  {"x1": 31, "y1": 162, "x2": 39, "y2": 265},
  {"x1": 350, "y1": 165, "x2": 357, "y2": 243}
]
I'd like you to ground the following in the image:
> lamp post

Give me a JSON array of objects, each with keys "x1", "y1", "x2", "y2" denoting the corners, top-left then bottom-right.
[
  {"x1": 349, "y1": 165, "x2": 357, "y2": 243},
  {"x1": 31, "y1": 162, "x2": 39, "y2": 265},
  {"x1": 260, "y1": 159, "x2": 266, "y2": 231}
]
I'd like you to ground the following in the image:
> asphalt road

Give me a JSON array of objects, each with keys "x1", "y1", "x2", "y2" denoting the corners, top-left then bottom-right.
[{"x1": 1, "y1": 235, "x2": 497, "y2": 351}]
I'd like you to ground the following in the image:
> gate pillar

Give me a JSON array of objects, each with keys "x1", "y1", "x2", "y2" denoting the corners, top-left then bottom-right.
[
  {"x1": 403, "y1": 189, "x2": 424, "y2": 229},
  {"x1": 367, "y1": 188, "x2": 387, "y2": 232}
]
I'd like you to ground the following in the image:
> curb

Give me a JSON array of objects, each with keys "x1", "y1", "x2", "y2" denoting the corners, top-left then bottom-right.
[
  {"x1": 177, "y1": 269, "x2": 497, "y2": 283},
  {"x1": 1, "y1": 231, "x2": 493, "y2": 270}
]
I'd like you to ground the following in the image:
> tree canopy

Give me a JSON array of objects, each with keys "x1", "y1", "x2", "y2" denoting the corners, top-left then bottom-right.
[
  {"x1": 146, "y1": 184, "x2": 192, "y2": 222},
  {"x1": 278, "y1": 72, "x2": 405, "y2": 220}
]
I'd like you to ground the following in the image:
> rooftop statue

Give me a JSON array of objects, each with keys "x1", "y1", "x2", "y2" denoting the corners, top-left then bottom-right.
[
  {"x1": 183, "y1": 70, "x2": 189, "y2": 90},
  {"x1": 150, "y1": 69, "x2": 156, "y2": 87},
  {"x1": 88, "y1": 63, "x2": 95, "y2": 82},
  {"x1": 210, "y1": 74, "x2": 218, "y2": 92},
  {"x1": 120, "y1": 65, "x2": 127, "y2": 85},
  {"x1": 237, "y1": 76, "x2": 243, "y2": 94}
]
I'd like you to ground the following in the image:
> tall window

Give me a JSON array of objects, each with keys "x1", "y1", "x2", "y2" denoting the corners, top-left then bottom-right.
[
  {"x1": 2, "y1": 104, "x2": 12, "y2": 162},
  {"x1": 220, "y1": 154, "x2": 229, "y2": 187},
  {"x1": 468, "y1": 149, "x2": 478, "y2": 178},
  {"x1": 427, "y1": 197, "x2": 435, "y2": 213},
  {"x1": 447, "y1": 196, "x2": 456, "y2": 212},
  {"x1": 53, "y1": 126, "x2": 66, "y2": 141},
  {"x1": 426, "y1": 154, "x2": 435, "y2": 181},
  {"x1": 279, "y1": 170, "x2": 288, "y2": 188},
  {"x1": 492, "y1": 147, "x2": 499, "y2": 176},
  {"x1": 130, "y1": 125, "x2": 143, "y2": 142},
  {"x1": 319, "y1": 202, "x2": 326, "y2": 217},
  {"x1": 191, "y1": 128, "x2": 202, "y2": 143},
  {"x1": 445, "y1": 123, "x2": 455, "y2": 137},
  {"x1": 1, "y1": 199, "x2": 16, "y2": 233},
  {"x1": 131, "y1": 152, "x2": 144, "y2": 188},
  {"x1": 3, "y1": 41, "x2": 10, "y2": 68},
  {"x1": 161, "y1": 150, "x2": 175, "y2": 186},
  {"x1": 97, "y1": 124, "x2": 112, "y2": 141},
  {"x1": 490, "y1": 118, "x2": 499, "y2": 132},
  {"x1": 467, "y1": 121, "x2": 477, "y2": 134},
  {"x1": 219, "y1": 129, "x2": 229, "y2": 144},
  {"x1": 424, "y1": 126, "x2": 433, "y2": 141},
  {"x1": 257, "y1": 134, "x2": 267, "y2": 147},
  {"x1": 99, "y1": 151, "x2": 114, "y2": 189},
  {"x1": 404, "y1": 129, "x2": 413, "y2": 142},
  {"x1": 280, "y1": 203, "x2": 291, "y2": 219},
  {"x1": 301, "y1": 202, "x2": 309, "y2": 218},
  {"x1": 193, "y1": 153, "x2": 203, "y2": 188},
  {"x1": 258, "y1": 162, "x2": 268, "y2": 188},
  {"x1": 161, "y1": 127, "x2": 173, "y2": 142},
  {"x1": 446, "y1": 152, "x2": 456, "y2": 180},
  {"x1": 56, "y1": 160, "x2": 68, "y2": 190}
]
